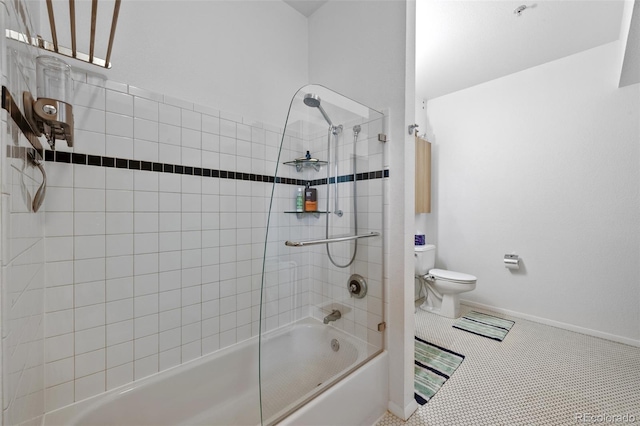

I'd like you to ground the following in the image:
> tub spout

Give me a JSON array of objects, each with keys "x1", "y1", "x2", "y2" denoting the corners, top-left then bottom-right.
[{"x1": 323, "y1": 310, "x2": 341, "y2": 324}]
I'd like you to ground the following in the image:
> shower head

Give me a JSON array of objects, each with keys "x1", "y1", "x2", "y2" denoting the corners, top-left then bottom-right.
[
  {"x1": 303, "y1": 93, "x2": 321, "y2": 108},
  {"x1": 303, "y1": 93, "x2": 334, "y2": 127}
]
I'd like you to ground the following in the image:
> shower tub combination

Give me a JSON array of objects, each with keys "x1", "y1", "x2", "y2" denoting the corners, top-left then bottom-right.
[
  {"x1": 44, "y1": 320, "x2": 388, "y2": 425},
  {"x1": 45, "y1": 85, "x2": 387, "y2": 425}
]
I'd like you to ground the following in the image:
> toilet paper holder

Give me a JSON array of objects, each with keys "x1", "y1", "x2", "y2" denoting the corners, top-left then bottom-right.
[{"x1": 504, "y1": 254, "x2": 520, "y2": 270}]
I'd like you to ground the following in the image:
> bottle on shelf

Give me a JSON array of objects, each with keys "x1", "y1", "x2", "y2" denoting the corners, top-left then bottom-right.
[
  {"x1": 304, "y1": 182, "x2": 317, "y2": 212},
  {"x1": 296, "y1": 187, "x2": 304, "y2": 212}
]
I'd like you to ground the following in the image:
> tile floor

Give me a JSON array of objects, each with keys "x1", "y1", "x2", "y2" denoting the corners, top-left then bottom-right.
[{"x1": 377, "y1": 304, "x2": 640, "y2": 426}]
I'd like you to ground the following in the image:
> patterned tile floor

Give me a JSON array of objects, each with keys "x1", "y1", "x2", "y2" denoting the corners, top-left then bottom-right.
[{"x1": 377, "y1": 303, "x2": 640, "y2": 426}]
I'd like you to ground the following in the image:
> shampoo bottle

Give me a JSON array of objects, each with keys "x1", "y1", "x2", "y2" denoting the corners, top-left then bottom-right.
[{"x1": 296, "y1": 187, "x2": 304, "y2": 212}]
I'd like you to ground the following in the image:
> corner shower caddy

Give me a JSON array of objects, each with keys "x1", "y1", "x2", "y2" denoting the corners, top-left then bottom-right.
[
  {"x1": 283, "y1": 156, "x2": 329, "y2": 218},
  {"x1": 283, "y1": 157, "x2": 328, "y2": 172}
]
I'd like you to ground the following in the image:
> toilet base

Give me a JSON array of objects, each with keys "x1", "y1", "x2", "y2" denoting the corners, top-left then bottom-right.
[{"x1": 418, "y1": 291, "x2": 461, "y2": 319}]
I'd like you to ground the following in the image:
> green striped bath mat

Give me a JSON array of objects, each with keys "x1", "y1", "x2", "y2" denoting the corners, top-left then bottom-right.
[
  {"x1": 453, "y1": 311, "x2": 515, "y2": 341},
  {"x1": 414, "y1": 336, "x2": 465, "y2": 405}
]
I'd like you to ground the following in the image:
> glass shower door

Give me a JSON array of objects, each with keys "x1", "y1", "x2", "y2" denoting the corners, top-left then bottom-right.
[{"x1": 259, "y1": 84, "x2": 385, "y2": 425}]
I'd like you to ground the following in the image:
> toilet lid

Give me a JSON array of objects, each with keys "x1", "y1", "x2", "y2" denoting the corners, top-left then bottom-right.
[{"x1": 429, "y1": 268, "x2": 477, "y2": 284}]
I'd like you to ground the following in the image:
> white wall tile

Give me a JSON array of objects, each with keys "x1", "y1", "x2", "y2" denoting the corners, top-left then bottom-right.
[
  {"x1": 74, "y1": 212, "x2": 106, "y2": 236},
  {"x1": 106, "y1": 190, "x2": 133, "y2": 212},
  {"x1": 134, "y1": 334, "x2": 158, "y2": 359},
  {"x1": 106, "y1": 341, "x2": 133, "y2": 369},
  {"x1": 106, "y1": 135, "x2": 134, "y2": 159},
  {"x1": 106, "y1": 277, "x2": 134, "y2": 302},
  {"x1": 106, "y1": 90, "x2": 134, "y2": 116},
  {"x1": 75, "y1": 82, "x2": 106, "y2": 110},
  {"x1": 202, "y1": 114, "x2": 220, "y2": 135},
  {"x1": 75, "y1": 326, "x2": 106, "y2": 355},
  {"x1": 134, "y1": 97, "x2": 159, "y2": 121},
  {"x1": 134, "y1": 293, "x2": 158, "y2": 317},
  {"x1": 134, "y1": 355, "x2": 158, "y2": 380},
  {"x1": 182, "y1": 110, "x2": 201, "y2": 131},
  {"x1": 45, "y1": 212, "x2": 74, "y2": 237},
  {"x1": 74, "y1": 235, "x2": 106, "y2": 260},
  {"x1": 134, "y1": 118, "x2": 159, "y2": 142},
  {"x1": 106, "y1": 112, "x2": 134, "y2": 138},
  {"x1": 106, "y1": 363, "x2": 133, "y2": 390},
  {"x1": 45, "y1": 187, "x2": 73, "y2": 212},
  {"x1": 75, "y1": 106, "x2": 106, "y2": 133},
  {"x1": 45, "y1": 309, "x2": 74, "y2": 337},
  {"x1": 75, "y1": 258, "x2": 106, "y2": 283},
  {"x1": 106, "y1": 255, "x2": 133, "y2": 280},
  {"x1": 106, "y1": 213, "x2": 134, "y2": 235},
  {"x1": 134, "y1": 314, "x2": 159, "y2": 338},
  {"x1": 134, "y1": 139, "x2": 159, "y2": 162},
  {"x1": 46, "y1": 356, "x2": 74, "y2": 389},
  {"x1": 159, "y1": 103, "x2": 181, "y2": 126},
  {"x1": 74, "y1": 372, "x2": 105, "y2": 400},
  {"x1": 181, "y1": 128, "x2": 200, "y2": 149},
  {"x1": 75, "y1": 188, "x2": 106, "y2": 212},
  {"x1": 75, "y1": 304, "x2": 106, "y2": 331},
  {"x1": 106, "y1": 320, "x2": 133, "y2": 346},
  {"x1": 106, "y1": 298, "x2": 133, "y2": 324},
  {"x1": 45, "y1": 285, "x2": 74, "y2": 312},
  {"x1": 75, "y1": 349, "x2": 105, "y2": 378},
  {"x1": 45, "y1": 381, "x2": 74, "y2": 412},
  {"x1": 106, "y1": 234, "x2": 133, "y2": 257},
  {"x1": 74, "y1": 280, "x2": 105, "y2": 307}
]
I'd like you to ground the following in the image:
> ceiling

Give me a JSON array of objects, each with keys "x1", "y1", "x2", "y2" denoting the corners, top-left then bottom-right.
[
  {"x1": 416, "y1": 1, "x2": 626, "y2": 100},
  {"x1": 283, "y1": 0, "x2": 327, "y2": 17}
]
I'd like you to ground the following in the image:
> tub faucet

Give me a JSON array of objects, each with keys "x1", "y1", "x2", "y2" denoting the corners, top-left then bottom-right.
[{"x1": 323, "y1": 310, "x2": 341, "y2": 324}]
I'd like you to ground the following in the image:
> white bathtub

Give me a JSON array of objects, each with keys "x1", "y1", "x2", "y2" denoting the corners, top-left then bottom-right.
[{"x1": 44, "y1": 318, "x2": 388, "y2": 426}]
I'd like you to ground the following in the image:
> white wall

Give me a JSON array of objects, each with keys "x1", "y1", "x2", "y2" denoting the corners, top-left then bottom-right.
[
  {"x1": 424, "y1": 41, "x2": 640, "y2": 345},
  {"x1": 40, "y1": 1, "x2": 309, "y2": 127},
  {"x1": 309, "y1": 1, "x2": 417, "y2": 420}
]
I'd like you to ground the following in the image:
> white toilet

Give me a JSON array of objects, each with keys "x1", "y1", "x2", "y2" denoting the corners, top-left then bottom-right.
[{"x1": 415, "y1": 244, "x2": 477, "y2": 318}]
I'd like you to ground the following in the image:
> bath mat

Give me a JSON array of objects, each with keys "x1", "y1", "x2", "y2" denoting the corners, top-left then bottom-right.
[
  {"x1": 452, "y1": 311, "x2": 515, "y2": 342},
  {"x1": 414, "y1": 336, "x2": 465, "y2": 405}
]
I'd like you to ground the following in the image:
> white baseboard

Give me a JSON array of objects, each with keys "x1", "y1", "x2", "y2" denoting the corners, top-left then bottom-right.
[{"x1": 461, "y1": 300, "x2": 640, "y2": 348}]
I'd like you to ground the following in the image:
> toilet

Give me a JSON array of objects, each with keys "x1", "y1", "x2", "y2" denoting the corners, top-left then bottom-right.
[{"x1": 414, "y1": 244, "x2": 477, "y2": 318}]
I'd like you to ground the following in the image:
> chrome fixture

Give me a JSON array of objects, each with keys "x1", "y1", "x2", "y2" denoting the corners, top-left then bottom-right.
[
  {"x1": 504, "y1": 254, "x2": 520, "y2": 270},
  {"x1": 302, "y1": 94, "x2": 366, "y2": 268},
  {"x1": 323, "y1": 310, "x2": 342, "y2": 324},
  {"x1": 330, "y1": 338, "x2": 340, "y2": 352},
  {"x1": 285, "y1": 232, "x2": 380, "y2": 247},
  {"x1": 23, "y1": 56, "x2": 75, "y2": 148},
  {"x1": 303, "y1": 93, "x2": 334, "y2": 127},
  {"x1": 408, "y1": 123, "x2": 419, "y2": 135},
  {"x1": 348, "y1": 274, "x2": 367, "y2": 299}
]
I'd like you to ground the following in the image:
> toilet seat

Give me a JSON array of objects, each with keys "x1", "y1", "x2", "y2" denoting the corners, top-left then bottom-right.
[{"x1": 429, "y1": 268, "x2": 476, "y2": 284}]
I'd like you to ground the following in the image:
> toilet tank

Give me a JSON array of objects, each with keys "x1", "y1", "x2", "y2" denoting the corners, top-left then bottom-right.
[{"x1": 414, "y1": 244, "x2": 436, "y2": 276}]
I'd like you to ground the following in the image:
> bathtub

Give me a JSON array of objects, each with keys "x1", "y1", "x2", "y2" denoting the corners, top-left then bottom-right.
[{"x1": 44, "y1": 318, "x2": 388, "y2": 426}]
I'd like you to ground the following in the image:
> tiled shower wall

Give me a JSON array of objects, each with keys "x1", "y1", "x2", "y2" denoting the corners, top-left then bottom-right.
[
  {"x1": 1, "y1": 2, "x2": 46, "y2": 425},
  {"x1": 42, "y1": 75, "x2": 291, "y2": 410},
  {"x1": 42, "y1": 74, "x2": 388, "y2": 411}
]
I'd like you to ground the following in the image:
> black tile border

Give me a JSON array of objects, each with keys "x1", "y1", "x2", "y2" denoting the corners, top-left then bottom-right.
[{"x1": 42, "y1": 149, "x2": 389, "y2": 186}]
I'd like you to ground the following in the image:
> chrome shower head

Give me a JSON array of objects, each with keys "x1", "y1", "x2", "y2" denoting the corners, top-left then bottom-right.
[
  {"x1": 303, "y1": 93, "x2": 321, "y2": 108},
  {"x1": 303, "y1": 93, "x2": 334, "y2": 127}
]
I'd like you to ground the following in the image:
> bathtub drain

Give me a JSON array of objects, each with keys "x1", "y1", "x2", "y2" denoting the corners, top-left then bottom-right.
[{"x1": 331, "y1": 338, "x2": 340, "y2": 352}]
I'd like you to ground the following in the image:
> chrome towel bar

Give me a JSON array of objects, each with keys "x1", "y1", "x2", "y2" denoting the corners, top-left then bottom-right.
[{"x1": 285, "y1": 232, "x2": 380, "y2": 247}]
